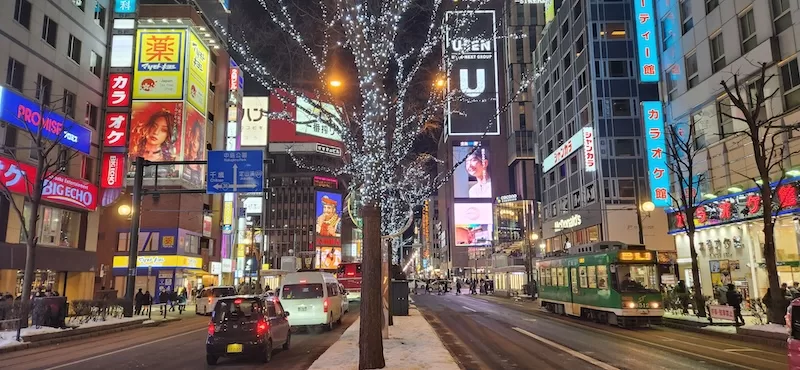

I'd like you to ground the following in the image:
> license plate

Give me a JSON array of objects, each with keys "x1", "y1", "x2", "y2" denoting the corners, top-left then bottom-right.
[
  {"x1": 298, "y1": 306, "x2": 307, "y2": 311},
  {"x1": 226, "y1": 344, "x2": 243, "y2": 353}
]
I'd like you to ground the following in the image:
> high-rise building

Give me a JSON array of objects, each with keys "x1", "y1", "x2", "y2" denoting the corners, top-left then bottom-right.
[
  {"x1": 532, "y1": 0, "x2": 671, "y2": 253},
  {"x1": 0, "y1": 0, "x2": 108, "y2": 298}
]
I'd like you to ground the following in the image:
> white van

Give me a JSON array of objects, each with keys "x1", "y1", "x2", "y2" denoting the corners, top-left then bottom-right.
[
  {"x1": 195, "y1": 286, "x2": 236, "y2": 315},
  {"x1": 279, "y1": 271, "x2": 343, "y2": 331}
]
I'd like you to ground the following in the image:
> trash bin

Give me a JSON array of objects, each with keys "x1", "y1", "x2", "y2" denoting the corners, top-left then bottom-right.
[{"x1": 391, "y1": 280, "x2": 409, "y2": 316}]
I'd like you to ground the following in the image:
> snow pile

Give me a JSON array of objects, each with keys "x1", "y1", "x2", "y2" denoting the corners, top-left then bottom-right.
[
  {"x1": 77, "y1": 316, "x2": 144, "y2": 329},
  {"x1": 0, "y1": 315, "x2": 147, "y2": 348},
  {"x1": 744, "y1": 323, "x2": 788, "y2": 334},
  {"x1": 309, "y1": 309, "x2": 460, "y2": 370}
]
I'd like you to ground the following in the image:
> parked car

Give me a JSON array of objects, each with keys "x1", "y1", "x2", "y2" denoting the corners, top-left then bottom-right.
[
  {"x1": 279, "y1": 271, "x2": 344, "y2": 331},
  {"x1": 339, "y1": 283, "x2": 349, "y2": 314},
  {"x1": 196, "y1": 286, "x2": 236, "y2": 316},
  {"x1": 206, "y1": 295, "x2": 291, "y2": 365}
]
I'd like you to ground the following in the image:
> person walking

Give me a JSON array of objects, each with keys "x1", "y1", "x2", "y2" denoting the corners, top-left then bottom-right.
[
  {"x1": 456, "y1": 280, "x2": 462, "y2": 295},
  {"x1": 726, "y1": 283, "x2": 745, "y2": 326},
  {"x1": 158, "y1": 289, "x2": 169, "y2": 315},
  {"x1": 143, "y1": 290, "x2": 153, "y2": 316},
  {"x1": 134, "y1": 289, "x2": 144, "y2": 315}
]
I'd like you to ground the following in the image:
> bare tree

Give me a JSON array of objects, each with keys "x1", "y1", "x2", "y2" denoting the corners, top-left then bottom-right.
[
  {"x1": 720, "y1": 62, "x2": 798, "y2": 323},
  {"x1": 664, "y1": 119, "x2": 707, "y2": 317},
  {"x1": 0, "y1": 94, "x2": 82, "y2": 331}
]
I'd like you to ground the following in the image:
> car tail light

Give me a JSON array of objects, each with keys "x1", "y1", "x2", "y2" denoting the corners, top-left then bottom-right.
[
  {"x1": 257, "y1": 320, "x2": 269, "y2": 335},
  {"x1": 208, "y1": 297, "x2": 212, "y2": 304},
  {"x1": 208, "y1": 322, "x2": 215, "y2": 336},
  {"x1": 323, "y1": 298, "x2": 329, "y2": 313}
]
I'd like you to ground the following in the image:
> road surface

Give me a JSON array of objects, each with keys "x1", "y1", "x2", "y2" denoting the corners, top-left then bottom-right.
[
  {"x1": 0, "y1": 303, "x2": 359, "y2": 370},
  {"x1": 413, "y1": 293, "x2": 787, "y2": 370}
]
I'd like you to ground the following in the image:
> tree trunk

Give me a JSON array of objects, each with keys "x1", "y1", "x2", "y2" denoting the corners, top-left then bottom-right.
[
  {"x1": 762, "y1": 217, "x2": 784, "y2": 324},
  {"x1": 359, "y1": 203, "x2": 385, "y2": 369},
  {"x1": 19, "y1": 198, "x2": 41, "y2": 329},
  {"x1": 686, "y1": 226, "x2": 706, "y2": 317}
]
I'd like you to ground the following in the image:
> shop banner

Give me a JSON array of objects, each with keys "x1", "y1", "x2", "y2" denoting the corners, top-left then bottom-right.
[
  {"x1": 101, "y1": 153, "x2": 125, "y2": 189},
  {"x1": 643, "y1": 101, "x2": 670, "y2": 208},
  {"x1": 186, "y1": 31, "x2": 209, "y2": 113},
  {"x1": 633, "y1": 0, "x2": 660, "y2": 83},
  {"x1": 104, "y1": 112, "x2": 129, "y2": 147},
  {"x1": 112, "y1": 255, "x2": 203, "y2": 269},
  {"x1": 0, "y1": 155, "x2": 97, "y2": 211},
  {"x1": 133, "y1": 30, "x2": 186, "y2": 100},
  {"x1": 0, "y1": 87, "x2": 93, "y2": 155},
  {"x1": 107, "y1": 73, "x2": 132, "y2": 107}
]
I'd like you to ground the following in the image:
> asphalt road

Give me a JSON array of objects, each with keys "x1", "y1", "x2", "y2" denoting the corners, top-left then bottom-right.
[
  {"x1": 0, "y1": 303, "x2": 359, "y2": 370},
  {"x1": 413, "y1": 293, "x2": 787, "y2": 370}
]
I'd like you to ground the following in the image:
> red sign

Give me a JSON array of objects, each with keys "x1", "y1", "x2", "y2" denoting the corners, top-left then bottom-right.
[
  {"x1": 229, "y1": 68, "x2": 239, "y2": 91},
  {"x1": 104, "y1": 113, "x2": 128, "y2": 147},
  {"x1": 316, "y1": 235, "x2": 341, "y2": 247},
  {"x1": 106, "y1": 73, "x2": 131, "y2": 107},
  {"x1": 313, "y1": 176, "x2": 338, "y2": 189},
  {"x1": 582, "y1": 127, "x2": 596, "y2": 171},
  {"x1": 268, "y1": 90, "x2": 344, "y2": 148},
  {"x1": 709, "y1": 305, "x2": 735, "y2": 321},
  {"x1": 0, "y1": 155, "x2": 97, "y2": 211},
  {"x1": 101, "y1": 153, "x2": 125, "y2": 189}
]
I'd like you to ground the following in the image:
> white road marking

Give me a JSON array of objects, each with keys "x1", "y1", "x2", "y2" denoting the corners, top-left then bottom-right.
[
  {"x1": 463, "y1": 306, "x2": 477, "y2": 312},
  {"x1": 43, "y1": 327, "x2": 208, "y2": 369},
  {"x1": 523, "y1": 318, "x2": 537, "y2": 322},
  {"x1": 723, "y1": 348, "x2": 760, "y2": 353},
  {"x1": 512, "y1": 327, "x2": 620, "y2": 370}
]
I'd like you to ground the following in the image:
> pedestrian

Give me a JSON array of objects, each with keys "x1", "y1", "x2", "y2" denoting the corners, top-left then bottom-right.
[
  {"x1": 726, "y1": 283, "x2": 745, "y2": 326},
  {"x1": 143, "y1": 290, "x2": 153, "y2": 315},
  {"x1": 134, "y1": 289, "x2": 144, "y2": 315},
  {"x1": 456, "y1": 280, "x2": 462, "y2": 295},
  {"x1": 169, "y1": 289, "x2": 178, "y2": 312},
  {"x1": 675, "y1": 280, "x2": 689, "y2": 314},
  {"x1": 414, "y1": 280, "x2": 419, "y2": 295},
  {"x1": 158, "y1": 289, "x2": 169, "y2": 314}
]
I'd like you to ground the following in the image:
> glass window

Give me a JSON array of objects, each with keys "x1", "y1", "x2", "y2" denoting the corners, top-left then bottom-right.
[
  {"x1": 705, "y1": 0, "x2": 718, "y2": 14},
  {"x1": 22, "y1": 203, "x2": 81, "y2": 247},
  {"x1": 616, "y1": 264, "x2": 659, "y2": 292},
  {"x1": 597, "y1": 265, "x2": 608, "y2": 289},
  {"x1": 602, "y1": 22, "x2": 627, "y2": 39},
  {"x1": 579, "y1": 266, "x2": 588, "y2": 288},
  {"x1": 116, "y1": 232, "x2": 159, "y2": 252},
  {"x1": 612, "y1": 99, "x2": 631, "y2": 116},
  {"x1": 680, "y1": 0, "x2": 693, "y2": 34},
  {"x1": 614, "y1": 138, "x2": 636, "y2": 156},
  {"x1": 772, "y1": 0, "x2": 792, "y2": 34},
  {"x1": 281, "y1": 284, "x2": 324, "y2": 299},
  {"x1": 781, "y1": 59, "x2": 800, "y2": 110},
  {"x1": 571, "y1": 267, "x2": 579, "y2": 293},
  {"x1": 608, "y1": 61, "x2": 629, "y2": 77},
  {"x1": 94, "y1": 1, "x2": 107, "y2": 28},
  {"x1": 717, "y1": 97, "x2": 734, "y2": 137},
  {"x1": 42, "y1": 16, "x2": 58, "y2": 47},
  {"x1": 557, "y1": 267, "x2": 565, "y2": 286},
  {"x1": 710, "y1": 33, "x2": 725, "y2": 73},
  {"x1": 739, "y1": 10, "x2": 757, "y2": 53},
  {"x1": 685, "y1": 53, "x2": 699, "y2": 88},
  {"x1": 588, "y1": 266, "x2": 597, "y2": 288},
  {"x1": 14, "y1": 0, "x2": 32, "y2": 29}
]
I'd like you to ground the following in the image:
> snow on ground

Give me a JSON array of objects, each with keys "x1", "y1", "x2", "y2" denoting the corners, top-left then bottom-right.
[
  {"x1": 76, "y1": 316, "x2": 145, "y2": 329},
  {"x1": 744, "y1": 323, "x2": 788, "y2": 334},
  {"x1": 309, "y1": 308, "x2": 460, "y2": 370},
  {"x1": 0, "y1": 315, "x2": 147, "y2": 348}
]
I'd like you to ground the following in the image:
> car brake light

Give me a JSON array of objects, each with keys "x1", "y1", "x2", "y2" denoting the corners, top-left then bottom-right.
[
  {"x1": 323, "y1": 298, "x2": 329, "y2": 313},
  {"x1": 257, "y1": 320, "x2": 269, "y2": 335},
  {"x1": 208, "y1": 297, "x2": 212, "y2": 304},
  {"x1": 208, "y1": 322, "x2": 215, "y2": 336},
  {"x1": 234, "y1": 298, "x2": 243, "y2": 304}
]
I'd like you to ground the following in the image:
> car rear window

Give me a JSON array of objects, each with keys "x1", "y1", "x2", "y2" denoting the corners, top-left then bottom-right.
[
  {"x1": 214, "y1": 298, "x2": 260, "y2": 322},
  {"x1": 281, "y1": 284, "x2": 324, "y2": 299},
  {"x1": 212, "y1": 287, "x2": 236, "y2": 297}
]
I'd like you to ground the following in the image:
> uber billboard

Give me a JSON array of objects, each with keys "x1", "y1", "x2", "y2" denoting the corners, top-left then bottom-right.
[{"x1": 445, "y1": 10, "x2": 500, "y2": 137}]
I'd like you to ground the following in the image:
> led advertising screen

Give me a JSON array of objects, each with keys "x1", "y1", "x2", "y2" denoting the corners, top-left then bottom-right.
[
  {"x1": 128, "y1": 101, "x2": 184, "y2": 178},
  {"x1": 315, "y1": 247, "x2": 342, "y2": 270},
  {"x1": 453, "y1": 146, "x2": 492, "y2": 198},
  {"x1": 454, "y1": 203, "x2": 493, "y2": 246},
  {"x1": 316, "y1": 191, "x2": 343, "y2": 247},
  {"x1": 444, "y1": 10, "x2": 500, "y2": 136},
  {"x1": 268, "y1": 90, "x2": 344, "y2": 148}
]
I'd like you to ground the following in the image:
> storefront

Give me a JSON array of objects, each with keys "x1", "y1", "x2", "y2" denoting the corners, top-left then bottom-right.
[
  {"x1": 493, "y1": 266, "x2": 527, "y2": 297},
  {"x1": 669, "y1": 178, "x2": 800, "y2": 303},
  {"x1": 112, "y1": 255, "x2": 206, "y2": 299},
  {"x1": 542, "y1": 211, "x2": 602, "y2": 252}
]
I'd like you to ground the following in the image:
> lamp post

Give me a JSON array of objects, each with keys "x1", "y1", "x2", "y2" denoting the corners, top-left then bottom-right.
[{"x1": 527, "y1": 232, "x2": 539, "y2": 296}]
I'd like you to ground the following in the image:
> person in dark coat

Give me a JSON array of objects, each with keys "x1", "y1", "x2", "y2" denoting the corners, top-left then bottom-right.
[
  {"x1": 134, "y1": 289, "x2": 144, "y2": 315},
  {"x1": 143, "y1": 291, "x2": 153, "y2": 315},
  {"x1": 726, "y1": 283, "x2": 745, "y2": 326},
  {"x1": 169, "y1": 290, "x2": 178, "y2": 312},
  {"x1": 158, "y1": 289, "x2": 169, "y2": 314}
]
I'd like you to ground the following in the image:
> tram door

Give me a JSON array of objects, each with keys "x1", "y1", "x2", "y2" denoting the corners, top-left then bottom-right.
[{"x1": 567, "y1": 267, "x2": 579, "y2": 316}]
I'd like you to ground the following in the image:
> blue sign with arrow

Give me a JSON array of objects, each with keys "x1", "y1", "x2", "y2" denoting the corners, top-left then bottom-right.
[{"x1": 207, "y1": 150, "x2": 264, "y2": 194}]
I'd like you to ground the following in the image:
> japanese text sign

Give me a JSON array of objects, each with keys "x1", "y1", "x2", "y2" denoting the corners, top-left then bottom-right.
[
  {"x1": 104, "y1": 113, "x2": 128, "y2": 147},
  {"x1": 643, "y1": 101, "x2": 670, "y2": 208},
  {"x1": 542, "y1": 129, "x2": 584, "y2": 173},
  {"x1": 583, "y1": 127, "x2": 596, "y2": 172},
  {"x1": 107, "y1": 73, "x2": 132, "y2": 107},
  {"x1": 0, "y1": 155, "x2": 97, "y2": 211},
  {"x1": 207, "y1": 150, "x2": 264, "y2": 194},
  {"x1": 634, "y1": 0, "x2": 659, "y2": 83},
  {"x1": 101, "y1": 153, "x2": 125, "y2": 189},
  {"x1": 132, "y1": 30, "x2": 185, "y2": 100},
  {"x1": 114, "y1": 0, "x2": 137, "y2": 14}
]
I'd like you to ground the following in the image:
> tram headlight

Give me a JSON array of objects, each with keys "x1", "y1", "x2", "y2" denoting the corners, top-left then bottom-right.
[
  {"x1": 626, "y1": 302, "x2": 636, "y2": 309},
  {"x1": 650, "y1": 302, "x2": 660, "y2": 309}
]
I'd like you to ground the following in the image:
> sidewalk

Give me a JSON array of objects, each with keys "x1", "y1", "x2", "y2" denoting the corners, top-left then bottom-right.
[{"x1": 308, "y1": 307, "x2": 460, "y2": 370}]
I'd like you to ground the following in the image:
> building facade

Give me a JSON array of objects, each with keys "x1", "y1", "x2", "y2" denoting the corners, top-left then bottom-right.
[
  {"x1": 659, "y1": 0, "x2": 800, "y2": 302},
  {"x1": 0, "y1": 0, "x2": 109, "y2": 299},
  {"x1": 532, "y1": 0, "x2": 671, "y2": 252}
]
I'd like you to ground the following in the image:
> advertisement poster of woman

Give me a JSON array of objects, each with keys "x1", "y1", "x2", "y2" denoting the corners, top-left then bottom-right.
[
  {"x1": 182, "y1": 106, "x2": 206, "y2": 186},
  {"x1": 129, "y1": 101, "x2": 183, "y2": 178},
  {"x1": 315, "y1": 192, "x2": 342, "y2": 238},
  {"x1": 316, "y1": 247, "x2": 342, "y2": 269}
]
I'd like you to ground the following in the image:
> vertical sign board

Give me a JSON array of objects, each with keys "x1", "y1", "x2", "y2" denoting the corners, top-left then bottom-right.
[
  {"x1": 582, "y1": 127, "x2": 596, "y2": 172},
  {"x1": 115, "y1": 0, "x2": 137, "y2": 13},
  {"x1": 634, "y1": 0, "x2": 660, "y2": 83},
  {"x1": 643, "y1": 102, "x2": 670, "y2": 207},
  {"x1": 445, "y1": 10, "x2": 500, "y2": 136}
]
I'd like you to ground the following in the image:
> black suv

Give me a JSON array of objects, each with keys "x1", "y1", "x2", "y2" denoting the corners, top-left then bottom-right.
[{"x1": 206, "y1": 296, "x2": 291, "y2": 365}]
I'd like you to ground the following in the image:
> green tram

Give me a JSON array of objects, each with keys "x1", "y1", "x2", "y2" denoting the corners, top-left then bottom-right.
[{"x1": 536, "y1": 241, "x2": 663, "y2": 327}]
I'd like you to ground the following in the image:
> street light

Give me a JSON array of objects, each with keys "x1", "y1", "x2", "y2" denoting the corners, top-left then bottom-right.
[
  {"x1": 329, "y1": 79, "x2": 343, "y2": 88},
  {"x1": 435, "y1": 78, "x2": 446, "y2": 88},
  {"x1": 117, "y1": 204, "x2": 132, "y2": 217},
  {"x1": 640, "y1": 201, "x2": 655, "y2": 213}
]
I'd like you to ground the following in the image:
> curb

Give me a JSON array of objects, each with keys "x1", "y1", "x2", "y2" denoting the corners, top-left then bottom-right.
[
  {"x1": 0, "y1": 316, "x2": 181, "y2": 355},
  {"x1": 661, "y1": 319, "x2": 787, "y2": 349}
]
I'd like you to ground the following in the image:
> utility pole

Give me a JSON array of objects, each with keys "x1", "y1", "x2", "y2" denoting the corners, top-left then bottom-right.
[{"x1": 123, "y1": 156, "x2": 144, "y2": 317}]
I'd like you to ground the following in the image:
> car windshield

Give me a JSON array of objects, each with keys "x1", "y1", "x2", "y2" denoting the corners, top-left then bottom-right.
[
  {"x1": 615, "y1": 264, "x2": 658, "y2": 292},
  {"x1": 214, "y1": 298, "x2": 258, "y2": 322},
  {"x1": 281, "y1": 284, "x2": 324, "y2": 299}
]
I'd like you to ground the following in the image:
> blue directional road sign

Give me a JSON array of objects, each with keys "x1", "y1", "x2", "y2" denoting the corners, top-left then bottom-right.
[{"x1": 207, "y1": 150, "x2": 264, "y2": 194}]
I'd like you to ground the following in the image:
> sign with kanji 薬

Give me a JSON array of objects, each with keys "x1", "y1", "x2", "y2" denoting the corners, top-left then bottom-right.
[
  {"x1": 132, "y1": 30, "x2": 186, "y2": 100},
  {"x1": 633, "y1": 0, "x2": 659, "y2": 83},
  {"x1": 107, "y1": 73, "x2": 132, "y2": 107},
  {"x1": 643, "y1": 101, "x2": 670, "y2": 208}
]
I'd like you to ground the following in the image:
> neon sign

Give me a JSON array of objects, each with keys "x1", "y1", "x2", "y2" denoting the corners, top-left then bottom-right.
[
  {"x1": 633, "y1": 0, "x2": 659, "y2": 83},
  {"x1": 642, "y1": 102, "x2": 670, "y2": 208}
]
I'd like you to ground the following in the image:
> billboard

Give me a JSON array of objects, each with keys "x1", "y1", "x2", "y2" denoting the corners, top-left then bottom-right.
[
  {"x1": 453, "y1": 203, "x2": 493, "y2": 246},
  {"x1": 315, "y1": 247, "x2": 342, "y2": 269},
  {"x1": 268, "y1": 90, "x2": 344, "y2": 147},
  {"x1": 133, "y1": 30, "x2": 186, "y2": 100},
  {"x1": 315, "y1": 191, "x2": 342, "y2": 247},
  {"x1": 445, "y1": 10, "x2": 500, "y2": 136},
  {"x1": 643, "y1": 101, "x2": 670, "y2": 207},
  {"x1": 453, "y1": 145, "x2": 492, "y2": 198},
  {"x1": 634, "y1": 0, "x2": 660, "y2": 83},
  {"x1": 187, "y1": 30, "x2": 210, "y2": 112},
  {"x1": 296, "y1": 96, "x2": 342, "y2": 141},
  {"x1": 0, "y1": 154, "x2": 97, "y2": 211},
  {"x1": 128, "y1": 101, "x2": 184, "y2": 178},
  {"x1": 182, "y1": 105, "x2": 206, "y2": 186},
  {"x1": 544, "y1": 0, "x2": 555, "y2": 24},
  {"x1": 241, "y1": 97, "x2": 269, "y2": 146}
]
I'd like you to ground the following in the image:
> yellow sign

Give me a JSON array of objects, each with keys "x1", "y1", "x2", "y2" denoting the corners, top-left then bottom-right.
[
  {"x1": 619, "y1": 251, "x2": 654, "y2": 262},
  {"x1": 186, "y1": 31, "x2": 209, "y2": 112},
  {"x1": 236, "y1": 244, "x2": 246, "y2": 258},
  {"x1": 223, "y1": 201, "x2": 233, "y2": 225},
  {"x1": 133, "y1": 29, "x2": 186, "y2": 100},
  {"x1": 544, "y1": 0, "x2": 555, "y2": 25},
  {"x1": 162, "y1": 236, "x2": 175, "y2": 247},
  {"x1": 112, "y1": 255, "x2": 203, "y2": 269},
  {"x1": 261, "y1": 263, "x2": 271, "y2": 271}
]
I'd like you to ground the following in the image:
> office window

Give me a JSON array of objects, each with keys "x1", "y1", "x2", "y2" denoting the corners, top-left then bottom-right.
[
  {"x1": 555, "y1": 99, "x2": 562, "y2": 115},
  {"x1": 565, "y1": 86, "x2": 574, "y2": 103},
  {"x1": 42, "y1": 16, "x2": 58, "y2": 47},
  {"x1": 705, "y1": 0, "x2": 718, "y2": 14},
  {"x1": 772, "y1": 0, "x2": 792, "y2": 34},
  {"x1": 661, "y1": 17, "x2": 674, "y2": 51},
  {"x1": 612, "y1": 99, "x2": 631, "y2": 116},
  {"x1": 561, "y1": 20, "x2": 569, "y2": 38},
  {"x1": 618, "y1": 179, "x2": 635, "y2": 198},
  {"x1": 781, "y1": 59, "x2": 800, "y2": 110},
  {"x1": 85, "y1": 102, "x2": 99, "y2": 128},
  {"x1": 717, "y1": 97, "x2": 734, "y2": 137},
  {"x1": 747, "y1": 81, "x2": 768, "y2": 123},
  {"x1": 94, "y1": 2, "x2": 107, "y2": 29},
  {"x1": 739, "y1": 10, "x2": 757, "y2": 53},
  {"x1": 63, "y1": 90, "x2": 76, "y2": 118},
  {"x1": 544, "y1": 80, "x2": 550, "y2": 95},
  {"x1": 680, "y1": 0, "x2": 693, "y2": 34},
  {"x1": 710, "y1": 34, "x2": 725, "y2": 73},
  {"x1": 665, "y1": 66, "x2": 677, "y2": 101},
  {"x1": 578, "y1": 69, "x2": 587, "y2": 90},
  {"x1": 89, "y1": 51, "x2": 102, "y2": 78},
  {"x1": 563, "y1": 53, "x2": 571, "y2": 70},
  {"x1": 685, "y1": 53, "x2": 699, "y2": 88},
  {"x1": 691, "y1": 106, "x2": 714, "y2": 149},
  {"x1": 570, "y1": 156, "x2": 578, "y2": 173},
  {"x1": 601, "y1": 22, "x2": 627, "y2": 39},
  {"x1": 36, "y1": 75, "x2": 52, "y2": 106},
  {"x1": 615, "y1": 139, "x2": 636, "y2": 156},
  {"x1": 550, "y1": 37, "x2": 557, "y2": 54},
  {"x1": 516, "y1": 39, "x2": 524, "y2": 63},
  {"x1": 14, "y1": 0, "x2": 31, "y2": 29},
  {"x1": 575, "y1": 34, "x2": 585, "y2": 56},
  {"x1": 6, "y1": 58, "x2": 25, "y2": 91},
  {"x1": 573, "y1": 0, "x2": 582, "y2": 19},
  {"x1": 68, "y1": 35, "x2": 82, "y2": 63},
  {"x1": 608, "y1": 61, "x2": 629, "y2": 77}
]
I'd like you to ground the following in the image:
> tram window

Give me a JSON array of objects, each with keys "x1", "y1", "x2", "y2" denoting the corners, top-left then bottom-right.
[
  {"x1": 570, "y1": 268, "x2": 579, "y2": 293},
  {"x1": 588, "y1": 266, "x2": 597, "y2": 288},
  {"x1": 597, "y1": 265, "x2": 608, "y2": 290},
  {"x1": 557, "y1": 268, "x2": 565, "y2": 287},
  {"x1": 616, "y1": 264, "x2": 658, "y2": 292},
  {"x1": 578, "y1": 266, "x2": 588, "y2": 288}
]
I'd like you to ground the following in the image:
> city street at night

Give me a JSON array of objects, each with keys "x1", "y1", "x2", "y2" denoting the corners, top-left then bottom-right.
[{"x1": 413, "y1": 293, "x2": 787, "y2": 370}]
